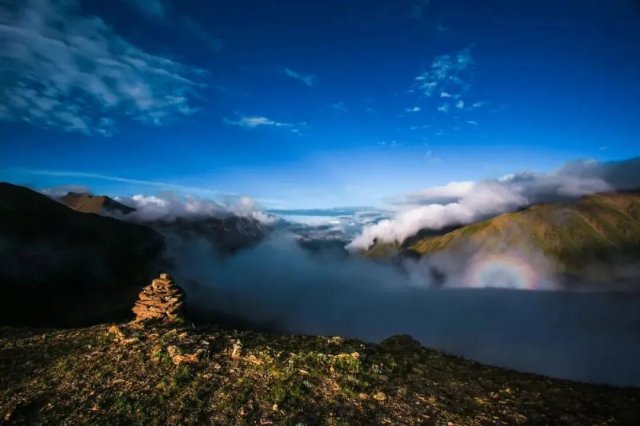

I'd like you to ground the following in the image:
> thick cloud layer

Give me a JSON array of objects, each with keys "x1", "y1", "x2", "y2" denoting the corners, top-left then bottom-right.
[
  {"x1": 349, "y1": 157, "x2": 640, "y2": 250},
  {"x1": 164, "y1": 232, "x2": 640, "y2": 387}
]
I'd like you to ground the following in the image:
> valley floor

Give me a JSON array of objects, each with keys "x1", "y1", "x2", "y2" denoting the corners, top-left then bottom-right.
[{"x1": 0, "y1": 324, "x2": 638, "y2": 425}]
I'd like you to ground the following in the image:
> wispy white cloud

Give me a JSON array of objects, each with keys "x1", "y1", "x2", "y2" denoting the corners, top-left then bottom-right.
[
  {"x1": 0, "y1": 0, "x2": 204, "y2": 135},
  {"x1": 414, "y1": 47, "x2": 473, "y2": 98},
  {"x1": 412, "y1": 46, "x2": 490, "y2": 118},
  {"x1": 24, "y1": 169, "x2": 225, "y2": 196},
  {"x1": 281, "y1": 68, "x2": 316, "y2": 87},
  {"x1": 224, "y1": 115, "x2": 304, "y2": 130},
  {"x1": 23, "y1": 167, "x2": 287, "y2": 212},
  {"x1": 405, "y1": 106, "x2": 421, "y2": 113}
]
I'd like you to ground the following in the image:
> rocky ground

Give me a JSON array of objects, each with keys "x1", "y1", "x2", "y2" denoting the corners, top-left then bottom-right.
[{"x1": 1, "y1": 324, "x2": 639, "y2": 425}]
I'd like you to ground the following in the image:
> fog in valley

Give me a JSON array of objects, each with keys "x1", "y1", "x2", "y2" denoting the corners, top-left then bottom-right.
[{"x1": 164, "y1": 231, "x2": 640, "y2": 387}]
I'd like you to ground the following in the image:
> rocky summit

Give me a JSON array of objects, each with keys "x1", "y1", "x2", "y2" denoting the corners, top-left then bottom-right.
[{"x1": 132, "y1": 274, "x2": 186, "y2": 323}]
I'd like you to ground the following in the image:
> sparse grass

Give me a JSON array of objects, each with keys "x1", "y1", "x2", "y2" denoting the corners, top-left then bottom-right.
[{"x1": 0, "y1": 324, "x2": 639, "y2": 425}]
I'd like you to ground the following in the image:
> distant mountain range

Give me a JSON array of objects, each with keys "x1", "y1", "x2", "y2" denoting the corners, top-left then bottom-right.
[
  {"x1": 58, "y1": 190, "x2": 270, "y2": 254},
  {"x1": 366, "y1": 191, "x2": 640, "y2": 286}
]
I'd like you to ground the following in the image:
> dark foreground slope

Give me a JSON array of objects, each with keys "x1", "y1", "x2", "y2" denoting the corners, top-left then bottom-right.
[
  {"x1": 0, "y1": 324, "x2": 638, "y2": 425},
  {"x1": 0, "y1": 183, "x2": 163, "y2": 325}
]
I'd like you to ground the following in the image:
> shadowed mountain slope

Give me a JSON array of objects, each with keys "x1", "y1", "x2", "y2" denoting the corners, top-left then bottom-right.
[
  {"x1": 0, "y1": 183, "x2": 163, "y2": 326},
  {"x1": 148, "y1": 215, "x2": 271, "y2": 255}
]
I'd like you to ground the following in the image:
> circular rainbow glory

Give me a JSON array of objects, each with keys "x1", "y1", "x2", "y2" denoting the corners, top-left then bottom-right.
[{"x1": 462, "y1": 253, "x2": 540, "y2": 290}]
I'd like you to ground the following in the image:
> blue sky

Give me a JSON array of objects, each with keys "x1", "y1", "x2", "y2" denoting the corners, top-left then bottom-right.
[{"x1": 1, "y1": 0, "x2": 639, "y2": 208}]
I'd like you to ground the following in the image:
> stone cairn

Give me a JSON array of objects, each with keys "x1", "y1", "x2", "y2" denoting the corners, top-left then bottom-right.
[{"x1": 132, "y1": 273, "x2": 185, "y2": 323}]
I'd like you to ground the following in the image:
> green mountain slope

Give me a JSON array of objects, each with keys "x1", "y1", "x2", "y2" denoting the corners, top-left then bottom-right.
[
  {"x1": 410, "y1": 192, "x2": 640, "y2": 269},
  {"x1": 366, "y1": 192, "x2": 640, "y2": 281},
  {"x1": 1, "y1": 323, "x2": 638, "y2": 425}
]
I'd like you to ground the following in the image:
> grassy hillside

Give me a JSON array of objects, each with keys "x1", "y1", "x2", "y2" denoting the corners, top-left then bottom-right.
[
  {"x1": 1, "y1": 323, "x2": 638, "y2": 425},
  {"x1": 367, "y1": 192, "x2": 640, "y2": 277}
]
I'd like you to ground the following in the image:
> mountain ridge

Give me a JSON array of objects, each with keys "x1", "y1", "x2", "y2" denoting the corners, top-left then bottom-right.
[
  {"x1": 59, "y1": 191, "x2": 136, "y2": 215},
  {"x1": 365, "y1": 191, "x2": 640, "y2": 286}
]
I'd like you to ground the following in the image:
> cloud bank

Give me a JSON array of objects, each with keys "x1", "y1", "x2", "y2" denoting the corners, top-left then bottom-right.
[
  {"x1": 0, "y1": 0, "x2": 203, "y2": 135},
  {"x1": 165, "y1": 232, "x2": 640, "y2": 387},
  {"x1": 349, "y1": 158, "x2": 640, "y2": 250},
  {"x1": 116, "y1": 193, "x2": 277, "y2": 224}
]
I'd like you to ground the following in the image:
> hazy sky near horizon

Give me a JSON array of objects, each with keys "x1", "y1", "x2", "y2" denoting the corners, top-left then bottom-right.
[{"x1": 1, "y1": 0, "x2": 639, "y2": 208}]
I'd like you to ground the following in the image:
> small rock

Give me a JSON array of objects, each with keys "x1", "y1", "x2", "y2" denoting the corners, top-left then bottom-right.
[
  {"x1": 246, "y1": 354, "x2": 263, "y2": 365},
  {"x1": 374, "y1": 392, "x2": 387, "y2": 401},
  {"x1": 107, "y1": 325, "x2": 124, "y2": 341},
  {"x1": 166, "y1": 345, "x2": 202, "y2": 366},
  {"x1": 230, "y1": 339, "x2": 242, "y2": 359}
]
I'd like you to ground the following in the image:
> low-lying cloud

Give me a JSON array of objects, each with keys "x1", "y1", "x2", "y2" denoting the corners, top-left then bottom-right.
[
  {"x1": 348, "y1": 157, "x2": 640, "y2": 250},
  {"x1": 164, "y1": 231, "x2": 640, "y2": 387},
  {"x1": 116, "y1": 193, "x2": 277, "y2": 224}
]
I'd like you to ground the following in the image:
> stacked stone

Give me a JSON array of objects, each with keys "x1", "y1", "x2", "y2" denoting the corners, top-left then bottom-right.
[{"x1": 132, "y1": 273, "x2": 185, "y2": 323}]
